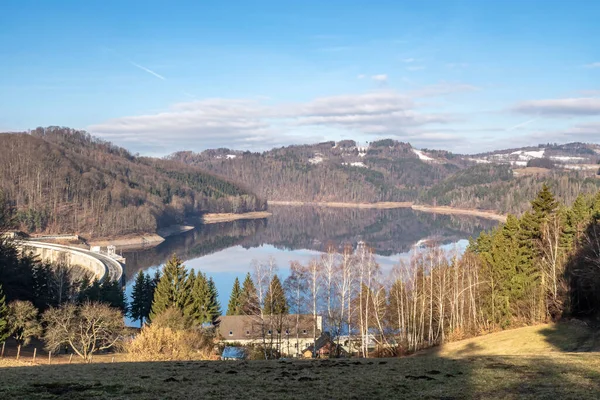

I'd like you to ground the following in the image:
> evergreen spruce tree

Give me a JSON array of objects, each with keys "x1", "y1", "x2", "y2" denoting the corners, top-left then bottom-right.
[
  {"x1": 143, "y1": 273, "x2": 155, "y2": 322},
  {"x1": 185, "y1": 272, "x2": 220, "y2": 325},
  {"x1": 226, "y1": 277, "x2": 243, "y2": 316},
  {"x1": 239, "y1": 272, "x2": 260, "y2": 315},
  {"x1": 263, "y1": 275, "x2": 288, "y2": 315},
  {"x1": 150, "y1": 254, "x2": 191, "y2": 320},
  {"x1": 208, "y1": 277, "x2": 221, "y2": 323},
  {"x1": 0, "y1": 285, "x2": 9, "y2": 343},
  {"x1": 129, "y1": 271, "x2": 148, "y2": 327},
  {"x1": 531, "y1": 183, "x2": 558, "y2": 220},
  {"x1": 100, "y1": 280, "x2": 128, "y2": 312}
]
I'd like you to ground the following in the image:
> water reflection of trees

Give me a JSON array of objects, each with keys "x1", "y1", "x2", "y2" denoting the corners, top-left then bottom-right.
[
  {"x1": 123, "y1": 219, "x2": 267, "y2": 278},
  {"x1": 240, "y1": 206, "x2": 497, "y2": 256},
  {"x1": 123, "y1": 207, "x2": 497, "y2": 282}
]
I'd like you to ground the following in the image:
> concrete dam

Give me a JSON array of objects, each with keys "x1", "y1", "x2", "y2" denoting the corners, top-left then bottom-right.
[{"x1": 17, "y1": 241, "x2": 124, "y2": 283}]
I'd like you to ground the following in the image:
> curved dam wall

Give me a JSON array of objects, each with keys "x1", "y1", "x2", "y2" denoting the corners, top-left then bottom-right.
[{"x1": 17, "y1": 241, "x2": 124, "y2": 283}]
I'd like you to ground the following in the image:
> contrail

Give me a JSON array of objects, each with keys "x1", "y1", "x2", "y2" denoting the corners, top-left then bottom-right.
[
  {"x1": 507, "y1": 118, "x2": 537, "y2": 131},
  {"x1": 130, "y1": 61, "x2": 166, "y2": 80}
]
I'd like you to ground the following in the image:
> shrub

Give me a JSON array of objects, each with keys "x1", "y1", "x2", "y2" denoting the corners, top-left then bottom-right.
[{"x1": 127, "y1": 309, "x2": 215, "y2": 361}]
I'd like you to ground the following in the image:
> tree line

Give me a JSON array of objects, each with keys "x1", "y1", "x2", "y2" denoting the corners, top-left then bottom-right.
[{"x1": 214, "y1": 185, "x2": 600, "y2": 356}]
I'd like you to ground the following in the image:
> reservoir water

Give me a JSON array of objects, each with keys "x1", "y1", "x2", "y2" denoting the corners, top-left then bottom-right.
[{"x1": 122, "y1": 206, "x2": 498, "y2": 325}]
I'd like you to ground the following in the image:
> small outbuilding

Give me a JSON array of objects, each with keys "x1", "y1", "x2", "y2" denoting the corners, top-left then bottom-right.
[
  {"x1": 221, "y1": 346, "x2": 247, "y2": 361},
  {"x1": 302, "y1": 333, "x2": 348, "y2": 358}
]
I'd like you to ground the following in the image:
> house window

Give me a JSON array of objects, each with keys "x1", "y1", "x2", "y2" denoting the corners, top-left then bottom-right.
[{"x1": 229, "y1": 331, "x2": 233, "y2": 336}]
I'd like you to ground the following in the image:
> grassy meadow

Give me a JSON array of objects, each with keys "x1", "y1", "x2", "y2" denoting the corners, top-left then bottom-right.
[{"x1": 1, "y1": 322, "x2": 599, "y2": 399}]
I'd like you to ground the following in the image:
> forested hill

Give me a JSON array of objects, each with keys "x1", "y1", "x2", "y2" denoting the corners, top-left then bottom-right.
[
  {"x1": 170, "y1": 139, "x2": 466, "y2": 203},
  {"x1": 0, "y1": 127, "x2": 266, "y2": 238},
  {"x1": 170, "y1": 139, "x2": 600, "y2": 214}
]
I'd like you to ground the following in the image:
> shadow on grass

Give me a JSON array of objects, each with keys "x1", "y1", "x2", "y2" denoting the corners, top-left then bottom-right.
[
  {"x1": 1, "y1": 350, "x2": 600, "y2": 399},
  {"x1": 539, "y1": 322, "x2": 599, "y2": 352}
]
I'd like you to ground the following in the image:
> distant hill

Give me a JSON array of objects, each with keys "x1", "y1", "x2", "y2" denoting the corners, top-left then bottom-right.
[
  {"x1": 170, "y1": 139, "x2": 600, "y2": 215},
  {"x1": 0, "y1": 127, "x2": 266, "y2": 238}
]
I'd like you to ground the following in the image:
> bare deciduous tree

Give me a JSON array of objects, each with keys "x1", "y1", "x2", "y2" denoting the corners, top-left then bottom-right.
[{"x1": 43, "y1": 302, "x2": 125, "y2": 362}]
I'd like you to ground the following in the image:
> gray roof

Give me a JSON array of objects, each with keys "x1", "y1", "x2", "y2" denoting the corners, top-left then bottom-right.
[{"x1": 217, "y1": 314, "x2": 319, "y2": 341}]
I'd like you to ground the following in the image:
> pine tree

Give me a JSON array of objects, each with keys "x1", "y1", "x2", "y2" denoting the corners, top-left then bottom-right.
[
  {"x1": 143, "y1": 273, "x2": 155, "y2": 322},
  {"x1": 226, "y1": 277, "x2": 242, "y2": 316},
  {"x1": 531, "y1": 183, "x2": 558, "y2": 219},
  {"x1": 208, "y1": 277, "x2": 221, "y2": 323},
  {"x1": 129, "y1": 271, "x2": 148, "y2": 327},
  {"x1": 0, "y1": 285, "x2": 9, "y2": 343},
  {"x1": 239, "y1": 272, "x2": 260, "y2": 315},
  {"x1": 150, "y1": 254, "x2": 191, "y2": 319},
  {"x1": 100, "y1": 280, "x2": 128, "y2": 312},
  {"x1": 263, "y1": 275, "x2": 288, "y2": 315},
  {"x1": 186, "y1": 272, "x2": 220, "y2": 325}
]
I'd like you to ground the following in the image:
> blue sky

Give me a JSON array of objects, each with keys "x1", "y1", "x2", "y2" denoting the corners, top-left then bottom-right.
[{"x1": 1, "y1": 0, "x2": 599, "y2": 155}]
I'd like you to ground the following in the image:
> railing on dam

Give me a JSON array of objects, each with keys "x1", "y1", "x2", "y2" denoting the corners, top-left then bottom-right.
[{"x1": 16, "y1": 241, "x2": 124, "y2": 284}]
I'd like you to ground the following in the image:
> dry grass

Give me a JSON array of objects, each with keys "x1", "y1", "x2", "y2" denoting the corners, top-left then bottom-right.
[
  {"x1": 434, "y1": 322, "x2": 598, "y2": 358},
  {"x1": 1, "y1": 323, "x2": 599, "y2": 399},
  {"x1": 0, "y1": 355, "x2": 599, "y2": 399}
]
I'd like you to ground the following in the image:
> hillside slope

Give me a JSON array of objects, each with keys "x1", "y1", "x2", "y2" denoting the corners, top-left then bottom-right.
[
  {"x1": 0, "y1": 127, "x2": 266, "y2": 238},
  {"x1": 431, "y1": 322, "x2": 600, "y2": 358},
  {"x1": 171, "y1": 139, "x2": 600, "y2": 214}
]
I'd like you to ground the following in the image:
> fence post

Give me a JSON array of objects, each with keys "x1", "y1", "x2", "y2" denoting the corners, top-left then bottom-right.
[
  {"x1": 48, "y1": 351, "x2": 51, "y2": 365},
  {"x1": 33, "y1": 348, "x2": 37, "y2": 363},
  {"x1": 69, "y1": 354, "x2": 73, "y2": 364},
  {"x1": 16, "y1": 345, "x2": 21, "y2": 361},
  {"x1": 1, "y1": 342, "x2": 5, "y2": 358},
  {"x1": 111, "y1": 356, "x2": 115, "y2": 363}
]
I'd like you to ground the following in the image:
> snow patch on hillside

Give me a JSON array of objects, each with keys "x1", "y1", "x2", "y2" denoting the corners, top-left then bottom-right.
[
  {"x1": 343, "y1": 162, "x2": 367, "y2": 168},
  {"x1": 510, "y1": 149, "x2": 545, "y2": 159},
  {"x1": 226, "y1": 154, "x2": 237, "y2": 159},
  {"x1": 550, "y1": 155, "x2": 586, "y2": 162},
  {"x1": 412, "y1": 149, "x2": 434, "y2": 161}
]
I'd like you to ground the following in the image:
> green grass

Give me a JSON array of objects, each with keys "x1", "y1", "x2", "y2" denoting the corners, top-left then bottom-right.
[{"x1": 1, "y1": 323, "x2": 599, "y2": 399}]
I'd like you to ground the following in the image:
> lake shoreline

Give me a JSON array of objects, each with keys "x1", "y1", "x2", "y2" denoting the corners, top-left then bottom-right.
[
  {"x1": 268, "y1": 200, "x2": 413, "y2": 209},
  {"x1": 201, "y1": 211, "x2": 273, "y2": 224},
  {"x1": 268, "y1": 200, "x2": 507, "y2": 222},
  {"x1": 90, "y1": 212, "x2": 272, "y2": 250}
]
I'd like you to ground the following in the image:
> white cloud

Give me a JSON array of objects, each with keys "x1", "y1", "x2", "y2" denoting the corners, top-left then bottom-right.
[
  {"x1": 371, "y1": 74, "x2": 388, "y2": 82},
  {"x1": 402, "y1": 58, "x2": 415, "y2": 63},
  {"x1": 357, "y1": 74, "x2": 366, "y2": 79},
  {"x1": 513, "y1": 97, "x2": 600, "y2": 116},
  {"x1": 584, "y1": 62, "x2": 600, "y2": 68},
  {"x1": 406, "y1": 66, "x2": 425, "y2": 71},
  {"x1": 89, "y1": 90, "x2": 455, "y2": 154}
]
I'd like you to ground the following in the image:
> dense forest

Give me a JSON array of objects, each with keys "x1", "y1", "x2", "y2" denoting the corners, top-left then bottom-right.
[
  {"x1": 170, "y1": 139, "x2": 600, "y2": 215},
  {"x1": 0, "y1": 127, "x2": 266, "y2": 238},
  {"x1": 420, "y1": 164, "x2": 600, "y2": 215}
]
